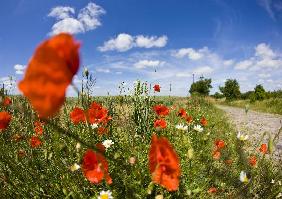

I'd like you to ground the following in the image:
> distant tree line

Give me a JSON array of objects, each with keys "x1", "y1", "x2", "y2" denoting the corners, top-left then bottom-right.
[{"x1": 189, "y1": 77, "x2": 282, "y2": 102}]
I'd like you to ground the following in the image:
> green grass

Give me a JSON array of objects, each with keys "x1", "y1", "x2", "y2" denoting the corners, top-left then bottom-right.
[
  {"x1": 1, "y1": 90, "x2": 282, "y2": 198},
  {"x1": 214, "y1": 98, "x2": 282, "y2": 115}
]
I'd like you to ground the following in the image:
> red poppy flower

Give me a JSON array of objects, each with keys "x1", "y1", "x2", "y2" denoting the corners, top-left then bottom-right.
[
  {"x1": 18, "y1": 33, "x2": 80, "y2": 118},
  {"x1": 30, "y1": 136, "x2": 42, "y2": 148},
  {"x1": 215, "y1": 139, "x2": 225, "y2": 150},
  {"x1": 82, "y1": 149, "x2": 112, "y2": 184},
  {"x1": 70, "y1": 107, "x2": 86, "y2": 124},
  {"x1": 225, "y1": 159, "x2": 233, "y2": 165},
  {"x1": 200, "y1": 117, "x2": 208, "y2": 127},
  {"x1": 154, "y1": 119, "x2": 167, "y2": 129},
  {"x1": 153, "y1": 105, "x2": 169, "y2": 117},
  {"x1": 177, "y1": 108, "x2": 187, "y2": 118},
  {"x1": 208, "y1": 187, "x2": 217, "y2": 194},
  {"x1": 2, "y1": 97, "x2": 12, "y2": 106},
  {"x1": 259, "y1": 144, "x2": 267, "y2": 154},
  {"x1": 149, "y1": 134, "x2": 181, "y2": 191},
  {"x1": 153, "y1": 84, "x2": 160, "y2": 92},
  {"x1": 0, "y1": 111, "x2": 12, "y2": 130},
  {"x1": 88, "y1": 102, "x2": 111, "y2": 125},
  {"x1": 185, "y1": 115, "x2": 193, "y2": 123},
  {"x1": 212, "y1": 150, "x2": 221, "y2": 160},
  {"x1": 249, "y1": 156, "x2": 257, "y2": 167},
  {"x1": 96, "y1": 143, "x2": 106, "y2": 153},
  {"x1": 34, "y1": 121, "x2": 44, "y2": 135}
]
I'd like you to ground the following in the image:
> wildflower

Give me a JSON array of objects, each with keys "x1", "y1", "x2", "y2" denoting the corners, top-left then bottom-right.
[
  {"x1": 102, "y1": 140, "x2": 114, "y2": 150},
  {"x1": 239, "y1": 171, "x2": 249, "y2": 184},
  {"x1": 153, "y1": 105, "x2": 169, "y2": 117},
  {"x1": 155, "y1": 195, "x2": 164, "y2": 199},
  {"x1": 185, "y1": 115, "x2": 193, "y2": 123},
  {"x1": 212, "y1": 150, "x2": 221, "y2": 160},
  {"x1": 193, "y1": 124, "x2": 203, "y2": 132},
  {"x1": 0, "y1": 111, "x2": 12, "y2": 130},
  {"x1": 34, "y1": 121, "x2": 44, "y2": 135},
  {"x1": 18, "y1": 33, "x2": 80, "y2": 118},
  {"x1": 259, "y1": 143, "x2": 268, "y2": 154},
  {"x1": 129, "y1": 157, "x2": 136, "y2": 165},
  {"x1": 70, "y1": 107, "x2": 86, "y2": 124},
  {"x1": 88, "y1": 102, "x2": 111, "y2": 125},
  {"x1": 177, "y1": 108, "x2": 187, "y2": 118},
  {"x1": 91, "y1": 123, "x2": 99, "y2": 129},
  {"x1": 82, "y1": 149, "x2": 112, "y2": 184},
  {"x1": 30, "y1": 136, "x2": 42, "y2": 148},
  {"x1": 98, "y1": 190, "x2": 113, "y2": 199},
  {"x1": 215, "y1": 139, "x2": 225, "y2": 150},
  {"x1": 96, "y1": 143, "x2": 106, "y2": 153},
  {"x1": 249, "y1": 156, "x2": 257, "y2": 167},
  {"x1": 237, "y1": 132, "x2": 249, "y2": 141},
  {"x1": 98, "y1": 126, "x2": 108, "y2": 135},
  {"x1": 154, "y1": 119, "x2": 167, "y2": 130},
  {"x1": 225, "y1": 159, "x2": 233, "y2": 165},
  {"x1": 271, "y1": 179, "x2": 275, "y2": 184},
  {"x1": 153, "y1": 84, "x2": 160, "y2": 92},
  {"x1": 2, "y1": 97, "x2": 12, "y2": 106},
  {"x1": 76, "y1": 142, "x2": 81, "y2": 151},
  {"x1": 70, "y1": 163, "x2": 80, "y2": 172},
  {"x1": 149, "y1": 134, "x2": 181, "y2": 191},
  {"x1": 175, "y1": 123, "x2": 188, "y2": 131},
  {"x1": 200, "y1": 117, "x2": 208, "y2": 127},
  {"x1": 207, "y1": 187, "x2": 217, "y2": 194}
]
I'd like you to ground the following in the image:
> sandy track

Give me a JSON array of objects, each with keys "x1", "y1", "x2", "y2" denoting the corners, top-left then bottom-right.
[{"x1": 216, "y1": 105, "x2": 282, "y2": 154}]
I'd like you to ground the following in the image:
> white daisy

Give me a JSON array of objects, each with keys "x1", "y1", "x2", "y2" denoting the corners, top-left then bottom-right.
[
  {"x1": 237, "y1": 132, "x2": 249, "y2": 141},
  {"x1": 70, "y1": 163, "x2": 80, "y2": 172},
  {"x1": 175, "y1": 124, "x2": 188, "y2": 131},
  {"x1": 102, "y1": 140, "x2": 114, "y2": 150},
  {"x1": 239, "y1": 171, "x2": 249, "y2": 183},
  {"x1": 193, "y1": 124, "x2": 203, "y2": 132},
  {"x1": 98, "y1": 190, "x2": 113, "y2": 199},
  {"x1": 91, "y1": 123, "x2": 99, "y2": 129}
]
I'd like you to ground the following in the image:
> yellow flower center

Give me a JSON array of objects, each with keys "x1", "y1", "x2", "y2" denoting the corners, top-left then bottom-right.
[{"x1": 100, "y1": 194, "x2": 109, "y2": 199}]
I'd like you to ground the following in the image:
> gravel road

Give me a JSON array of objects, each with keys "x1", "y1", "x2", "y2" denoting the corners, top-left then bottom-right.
[{"x1": 216, "y1": 105, "x2": 282, "y2": 155}]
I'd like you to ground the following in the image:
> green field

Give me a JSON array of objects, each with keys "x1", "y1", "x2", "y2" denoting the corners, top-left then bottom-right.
[{"x1": 1, "y1": 87, "x2": 282, "y2": 198}]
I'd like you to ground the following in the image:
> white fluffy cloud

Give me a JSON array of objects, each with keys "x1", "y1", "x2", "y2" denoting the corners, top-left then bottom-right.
[
  {"x1": 234, "y1": 43, "x2": 282, "y2": 71},
  {"x1": 14, "y1": 64, "x2": 26, "y2": 75},
  {"x1": 135, "y1": 35, "x2": 167, "y2": 48},
  {"x1": 98, "y1": 34, "x2": 134, "y2": 52},
  {"x1": 96, "y1": 68, "x2": 111, "y2": 73},
  {"x1": 98, "y1": 34, "x2": 168, "y2": 52},
  {"x1": 193, "y1": 66, "x2": 214, "y2": 75},
  {"x1": 48, "y1": 2, "x2": 105, "y2": 35},
  {"x1": 134, "y1": 60, "x2": 164, "y2": 69},
  {"x1": 173, "y1": 48, "x2": 203, "y2": 60}
]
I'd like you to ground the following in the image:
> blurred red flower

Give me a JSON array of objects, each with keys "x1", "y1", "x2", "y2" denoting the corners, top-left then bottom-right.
[
  {"x1": 154, "y1": 119, "x2": 167, "y2": 129},
  {"x1": 177, "y1": 108, "x2": 187, "y2": 118},
  {"x1": 70, "y1": 107, "x2": 86, "y2": 124},
  {"x1": 2, "y1": 97, "x2": 12, "y2": 106},
  {"x1": 185, "y1": 115, "x2": 193, "y2": 123},
  {"x1": 34, "y1": 121, "x2": 44, "y2": 135},
  {"x1": 249, "y1": 155, "x2": 257, "y2": 167},
  {"x1": 149, "y1": 134, "x2": 181, "y2": 191},
  {"x1": 153, "y1": 84, "x2": 160, "y2": 92},
  {"x1": 0, "y1": 111, "x2": 12, "y2": 130},
  {"x1": 200, "y1": 117, "x2": 208, "y2": 126},
  {"x1": 88, "y1": 102, "x2": 111, "y2": 125},
  {"x1": 212, "y1": 150, "x2": 221, "y2": 160},
  {"x1": 97, "y1": 126, "x2": 108, "y2": 135},
  {"x1": 208, "y1": 187, "x2": 217, "y2": 194},
  {"x1": 259, "y1": 144, "x2": 267, "y2": 154},
  {"x1": 215, "y1": 139, "x2": 225, "y2": 150},
  {"x1": 96, "y1": 143, "x2": 106, "y2": 153},
  {"x1": 30, "y1": 136, "x2": 42, "y2": 148},
  {"x1": 82, "y1": 149, "x2": 112, "y2": 184},
  {"x1": 153, "y1": 105, "x2": 169, "y2": 117},
  {"x1": 225, "y1": 159, "x2": 233, "y2": 165},
  {"x1": 18, "y1": 33, "x2": 80, "y2": 118}
]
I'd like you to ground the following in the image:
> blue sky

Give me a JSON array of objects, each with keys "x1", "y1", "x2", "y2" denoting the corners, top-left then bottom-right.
[{"x1": 1, "y1": 0, "x2": 282, "y2": 96}]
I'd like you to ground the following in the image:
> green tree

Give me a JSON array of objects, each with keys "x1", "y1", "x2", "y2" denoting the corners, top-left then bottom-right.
[
  {"x1": 189, "y1": 76, "x2": 212, "y2": 96},
  {"x1": 253, "y1": 84, "x2": 266, "y2": 101},
  {"x1": 219, "y1": 79, "x2": 241, "y2": 100}
]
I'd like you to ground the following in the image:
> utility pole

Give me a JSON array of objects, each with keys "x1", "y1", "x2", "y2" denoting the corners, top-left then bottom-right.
[{"x1": 193, "y1": 74, "x2": 195, "y2": 83}]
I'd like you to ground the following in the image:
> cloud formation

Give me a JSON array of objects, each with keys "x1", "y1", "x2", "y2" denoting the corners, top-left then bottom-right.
[
  {"x1": 48, "y1": 2, "x2": 105, "y2": 35},
  {"x1": 134, "y1": 60, "x2": 164, "y2": 69},
  {"x1": 98, "y1": 34, "x2": 168, "y2": 52},
  {"x1": 14, "y1": 64, "x2": 26, "y2": 75}
]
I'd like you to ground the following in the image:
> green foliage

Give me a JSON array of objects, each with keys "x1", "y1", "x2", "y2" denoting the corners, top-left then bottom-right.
[
  {"x1": 212, "y1": 92, "x2": 224, "y2": 99},
  {"x1": 219, "y1": 79, "x2": 241, "y2": 101},
  {"x1": 189, "y1": 76, "x2": 212, "y2": 96},
  {"x1": 253, "y1": 84, "x2": 266, "y2": 102}
]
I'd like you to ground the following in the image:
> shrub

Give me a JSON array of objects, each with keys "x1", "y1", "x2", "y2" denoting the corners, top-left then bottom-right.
[
  {"x1": 189, "y1": 76, "x2": 212, "y2": 96},
  {"x1": 219, "y1": 79, "x2": 241, "y2": 101}
]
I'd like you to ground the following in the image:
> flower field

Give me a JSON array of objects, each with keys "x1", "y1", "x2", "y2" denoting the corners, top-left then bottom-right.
[{"x1": 0, "y1": 33, "x2": 281, "y2": 198}]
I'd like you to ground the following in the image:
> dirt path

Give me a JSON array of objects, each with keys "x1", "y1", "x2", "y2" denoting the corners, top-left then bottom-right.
[{"x1": 216, "y1": 105, "x2": 282, "y2": 155}]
